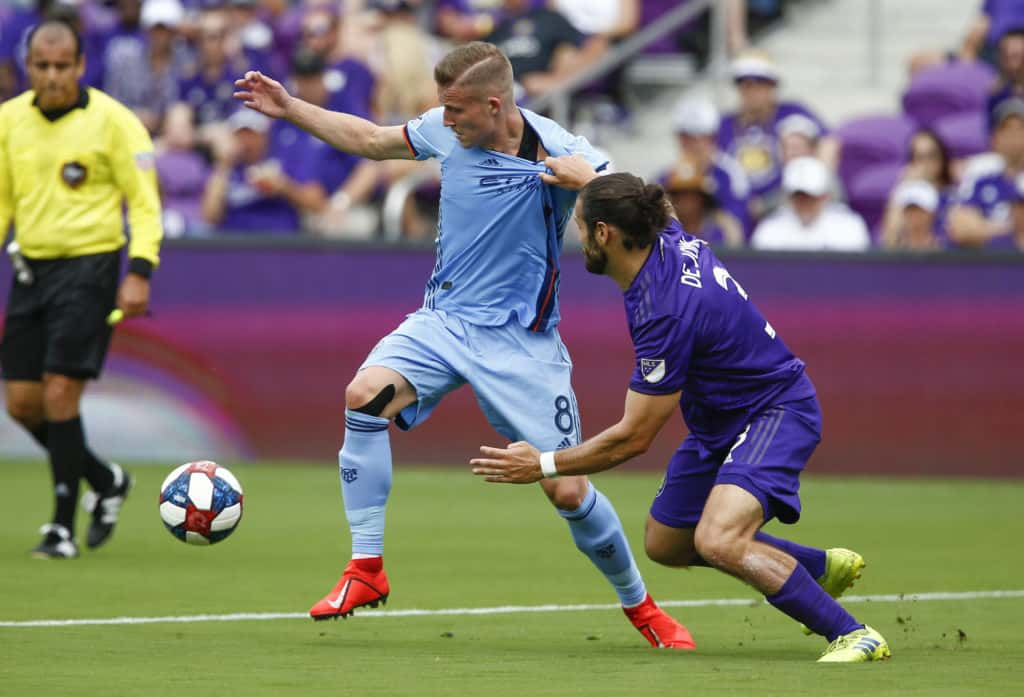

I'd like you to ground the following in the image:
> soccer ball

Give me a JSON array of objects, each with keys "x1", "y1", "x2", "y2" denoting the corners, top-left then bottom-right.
[{"x1": 158, "y1": 461, "x2": 244, "y2": 545}]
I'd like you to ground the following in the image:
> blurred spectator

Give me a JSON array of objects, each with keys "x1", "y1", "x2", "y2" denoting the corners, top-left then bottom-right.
[
  {"x1": 281, "y1": 48, "x2": 381, "y2": 238},
  {"x1": 1010, "y1": 173, "x2": 1024, "y2": 250},
  {"x1": 663, "y1": 154, "x2": 745, "y2": 249},
  {"x1": 911, "y1": 2, "x2": 1024, "y2": 74},
  {"x1": 225, "y1": 0, "x2": 279, "y2": 76},
  {"x1": 986, "y1": 26, "x2": 1024, "y2": 129},
  {"x1": 201, "y1": 109, "x2": 323, "y2": 234},
  {"x1": 777, "y1": 113, "x2": 820, "y2": 163},
  {"x1": 551, "y1": 0, "x2": 639, "y2": 42},
  {"x1": 434, "y1": 0, "x2": 524, "y2": 44},
  {"x1": 173, "y1": 9, "x2": 247, "y2": 130},
  {"x1": 298, "y1": 5, "x2": 375, "y2": 117},
  {"x1": 717, "y1": 51, "x2": 837, "y2": 222},
  {"x1": 484, "y1": 0, "x2": 605, "y2": 99},
  {"x1": 960, "y1": 1, "x2": 1024, "y2": 66},
  {"x1": 638, "y1": 0, "x2": 749, "y2": 61},
  {"x1": 880, "y1": 129, "x2": 955, "y2": 248},
  {"x1": 156, "y1": 105, "x2": 211, "y2": 237},
  {"x1": 946, "y1": 95, "x2": 1024, "y2": 249},
  {"x1": 104, "y1": 0, "x2": 195, "y2": 135},
  {"x1": 751, "y1": 157, "x2": 870, "y2": 251},
  {"x1": 879, "y1": 180, "x2": 946, "y2": 252},
  {"x1": 661, "y1": 95, "x2": 750, "y2": 235}
]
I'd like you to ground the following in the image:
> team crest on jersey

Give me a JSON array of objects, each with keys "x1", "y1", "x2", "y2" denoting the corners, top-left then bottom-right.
[
  {"x1": 640, "y1": 358, "x2": 666, "y2": 384},
  {"x1": 60, "y1": 161, "x2": 87, "y2": 188}
]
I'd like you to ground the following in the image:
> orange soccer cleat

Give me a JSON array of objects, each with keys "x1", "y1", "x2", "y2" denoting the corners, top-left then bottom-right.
[
  {"x1": 309, "y1": 558, "x2": 390, "y2": 621},
  {"x1": 623, "y1": 594, "x2": 696, "y2": 649}
]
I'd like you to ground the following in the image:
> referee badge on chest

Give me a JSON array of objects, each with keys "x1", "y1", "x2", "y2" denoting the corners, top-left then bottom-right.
[{"x1": 60, "y1": 161, "x2": 88, "y2": 189}]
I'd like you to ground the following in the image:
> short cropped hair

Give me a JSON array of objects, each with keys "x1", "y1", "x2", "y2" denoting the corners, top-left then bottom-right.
[
  {"x1": 434, "y1": 41, "x2": 513, "y2": 97},
  {"x1": 27, "y1": 18, "x2": 83, "y2": 59},
  {"x1": 580, "y1": 174, "x2": 669, "y2": 251}
]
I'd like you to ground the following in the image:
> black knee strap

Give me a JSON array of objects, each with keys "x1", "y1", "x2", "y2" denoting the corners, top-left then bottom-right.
[{"x1": 353, "y1": 384, "x2": 396, "y2": 417}]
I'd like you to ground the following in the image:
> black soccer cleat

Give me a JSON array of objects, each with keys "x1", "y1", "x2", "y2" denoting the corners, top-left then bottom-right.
[
  {"x1": 81, "y1": 467, "x2": 133, "y2": 549},
  {"x1": 31, "y1": 523, "x2": 79, "y2": 559}
]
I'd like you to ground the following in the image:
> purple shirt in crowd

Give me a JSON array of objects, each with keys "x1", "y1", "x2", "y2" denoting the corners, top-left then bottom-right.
[
  {"x1": 984, "y1": 0, "x2": 1024, "y2": 47},
  {"x1": 955, "y1": 168, "x2": 1019, "y2": 249},
  {"x1": 657, "y1": 153, "x2": 751, "y2": 235},
  {"x1": 624, "y1": 220, "x2": 813, "y2": 452},
  {"x1": 717, "y1": 101, "x2": 828, "y2": 203},
  {"x1": 178, "y1": 64, "x2": 243, "y2": 125}
]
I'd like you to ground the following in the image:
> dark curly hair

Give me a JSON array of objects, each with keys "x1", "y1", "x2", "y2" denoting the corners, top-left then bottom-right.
[{"x1": 579, "y1": 173, "x2": 668, "y2": 250}]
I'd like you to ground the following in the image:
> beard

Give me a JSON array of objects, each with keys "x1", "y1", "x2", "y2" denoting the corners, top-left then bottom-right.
[{"x1": 582, "y1": 244, "x2": 608, "y2": 275}]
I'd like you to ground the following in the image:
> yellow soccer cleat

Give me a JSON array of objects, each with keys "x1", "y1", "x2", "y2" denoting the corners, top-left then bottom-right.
[
  {"x1": 802, "y1": 547, "x2": 866, "y2": 634},
  {"x1": 817, "y1": 625, "x2": 891, "y2": 663}
]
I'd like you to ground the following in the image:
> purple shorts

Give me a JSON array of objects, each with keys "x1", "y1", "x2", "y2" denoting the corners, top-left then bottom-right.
[{"x1": 650, "y1": 396, "x2": 822, "y2": 529}]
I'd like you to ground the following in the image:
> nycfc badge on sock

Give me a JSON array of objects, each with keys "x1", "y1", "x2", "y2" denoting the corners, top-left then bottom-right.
[{"x1": 61, "y1": 161, "x2": 88, "y2": 188}]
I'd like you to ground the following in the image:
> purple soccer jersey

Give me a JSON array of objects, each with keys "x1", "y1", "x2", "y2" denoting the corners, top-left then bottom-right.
[
  {"x1": 717, "y1": 101, "x2": 828, "y2": 203},
  {"x1": 624, "y1": 219, "x2": 814, "y2": 452},
  {"x1": 624, "y1": 219, "x2": 820, "y2": 527},
  {"x1": 955, "y1": 169, "x2": 1018, "y2": 249}
]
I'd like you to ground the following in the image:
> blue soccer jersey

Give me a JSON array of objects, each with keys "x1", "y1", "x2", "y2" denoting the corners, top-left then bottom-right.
[
  {"x1": 624, "y1": 220, "x2": 814, "y2": 452},
  {"x1": 403, "y1": 106, "x2": 606, "y2": 331}
]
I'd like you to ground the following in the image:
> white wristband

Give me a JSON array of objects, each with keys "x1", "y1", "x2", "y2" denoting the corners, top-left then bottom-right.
[{"x1": 539, "y1": 451, "x2": 559, "y2": 478}]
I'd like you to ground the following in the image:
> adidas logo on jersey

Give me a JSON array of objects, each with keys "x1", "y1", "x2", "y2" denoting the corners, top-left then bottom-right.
[
  {"x1": 481, "y1": 158, "x2": 501, "y2": 167},
  {"x1": 557, "y1": 437, "x2": 573, "y2": 450}
]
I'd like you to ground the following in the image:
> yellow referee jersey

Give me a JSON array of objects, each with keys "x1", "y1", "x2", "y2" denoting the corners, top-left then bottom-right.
[{"x1": 0, "y1": 87, "x2": 162, "y2": 266}]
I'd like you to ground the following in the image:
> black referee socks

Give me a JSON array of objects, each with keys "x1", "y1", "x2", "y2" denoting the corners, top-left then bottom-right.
[
  {"x1": 46, "y1": 417, "x2": 88, "y2": 532},
  {"x1": 30, "y1": 422, "x2": 116, "y2": 494}
]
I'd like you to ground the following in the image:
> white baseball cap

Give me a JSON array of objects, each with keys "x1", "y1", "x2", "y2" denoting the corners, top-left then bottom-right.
[
  {"x1": 141, "y1": 0, "x2": 184, "y2": 29},
  {"x1": 229, "y1": 109, "x2": 272, "y2": 133},
  {"x1": 777, "y1": 113, "x2": 820, "y2": 140},
  {"x1": 672, "y1": 96, "x2": 720, "y2": 135},
  {"x1": 731, "y1": 51, "x2": 780, "y2": 83},
  {"x1": 783, "y1": 156, "x2": 829, "y2": 197},
  {"x1": 893, "y1": 179, "x2": 939, "y2": 212}
]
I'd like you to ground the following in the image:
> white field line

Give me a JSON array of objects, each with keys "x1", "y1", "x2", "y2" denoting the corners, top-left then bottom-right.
[{"x1": 1, "y1": 589, "x2": 1022, "y2": 629}]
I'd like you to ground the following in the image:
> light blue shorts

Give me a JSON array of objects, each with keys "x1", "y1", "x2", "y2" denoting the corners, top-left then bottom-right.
[{"x1": 361, "y1": 308, "x2": 582, "y2": 450}]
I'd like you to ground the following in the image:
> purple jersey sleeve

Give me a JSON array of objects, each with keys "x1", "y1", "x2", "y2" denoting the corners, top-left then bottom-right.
[{"x1": 628, "y1": 315, "x2": 695, "y2": 396}]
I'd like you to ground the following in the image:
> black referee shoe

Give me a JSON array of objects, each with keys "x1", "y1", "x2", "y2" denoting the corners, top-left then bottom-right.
[
  {"x1": 31, "y1": 524, "x2": 79, "y2": 559},
  {"x1": 81, "y1": 467, "x2": 133, "y2": 549}
]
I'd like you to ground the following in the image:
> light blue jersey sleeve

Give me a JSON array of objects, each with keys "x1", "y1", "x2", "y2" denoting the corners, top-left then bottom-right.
[{"x1": 404, "y1": 107, "x2": 456, "y2": 162}]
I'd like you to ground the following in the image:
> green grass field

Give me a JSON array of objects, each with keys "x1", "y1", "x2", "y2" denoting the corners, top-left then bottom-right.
[{"x1": 1, "y1": 460, "x2": 1022, "y2": 697}]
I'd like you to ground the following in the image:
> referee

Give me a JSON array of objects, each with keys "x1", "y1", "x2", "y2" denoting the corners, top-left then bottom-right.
[{"x1": 0, "y1": 19, "x2": 164, "y2": 558}]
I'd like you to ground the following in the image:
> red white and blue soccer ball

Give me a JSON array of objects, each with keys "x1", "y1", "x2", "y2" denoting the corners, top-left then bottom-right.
[{"x1": 159, "y1": 461, "x2": 244, "y2": 545}]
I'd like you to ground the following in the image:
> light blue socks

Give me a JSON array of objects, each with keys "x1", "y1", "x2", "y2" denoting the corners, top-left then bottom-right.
[
  {"x1": 559, "y1": 482, "x2": 647, "y2": 607},
  {"x1": 339, "y1": 410, "x2": 392, "y2": 556}
]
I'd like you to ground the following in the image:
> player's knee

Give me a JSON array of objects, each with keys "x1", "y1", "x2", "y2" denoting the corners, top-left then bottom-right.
[
  {"x1": 693, "y1": 523, "x2": 741, "y2": 571},
  {"x1": 5, "y1": 396, "x2": 42, "y2": 427},
  {"x1": 345, "y1": 380, "x2": 395, "y2": 416},
  {"x1": 543, "y1": 477, "x2": 589, "y2": 511},
  {"x1": 41, "y1": 376, "x2": 82, "y2": 421}
]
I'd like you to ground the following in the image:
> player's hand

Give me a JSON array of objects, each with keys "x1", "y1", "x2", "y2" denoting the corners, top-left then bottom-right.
[
  {"x1": 471, "y1": 441, "x2": 543, "y2": 484},
  {"x1": 117, "y1": 273, "x2": 150, "y2": 319},
  {"x1": 539, "y1": 155, "x2": 598, "y2": 191},
  {"x1": 234, "y1": 71, "x2": 292, "y2": 119}
]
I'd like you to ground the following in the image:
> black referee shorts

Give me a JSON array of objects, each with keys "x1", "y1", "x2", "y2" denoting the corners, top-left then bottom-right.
[{"x1": 1, "y1": 251, "x2": 120, "y2": 381}]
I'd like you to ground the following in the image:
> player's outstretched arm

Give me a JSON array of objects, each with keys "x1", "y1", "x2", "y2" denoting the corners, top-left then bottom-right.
[
  {"x1": 234, "y1": 71, "x2": 413, "y2": 161},
  {"x1": 471, "y1": 389, "x2": 680, "y2": 483}
]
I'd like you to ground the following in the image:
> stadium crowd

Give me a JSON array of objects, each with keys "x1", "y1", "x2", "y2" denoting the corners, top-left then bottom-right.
[{"x1": 1, "y1": 0, "x2": 1022, "y2": 252}]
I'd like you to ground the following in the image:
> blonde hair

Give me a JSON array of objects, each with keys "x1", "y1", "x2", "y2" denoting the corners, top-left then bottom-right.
[{"x1": 433, "y1": 41, "x2": 513, "y2": 98}]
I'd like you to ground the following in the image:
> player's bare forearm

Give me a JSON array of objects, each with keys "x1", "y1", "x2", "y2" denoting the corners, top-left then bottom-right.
[
  {"x1": 472, "y1": 390, "x2": 680, "y2": 483},
  {"x1": 284, "y1": 99, "x2": 411, "y2": 161}
]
